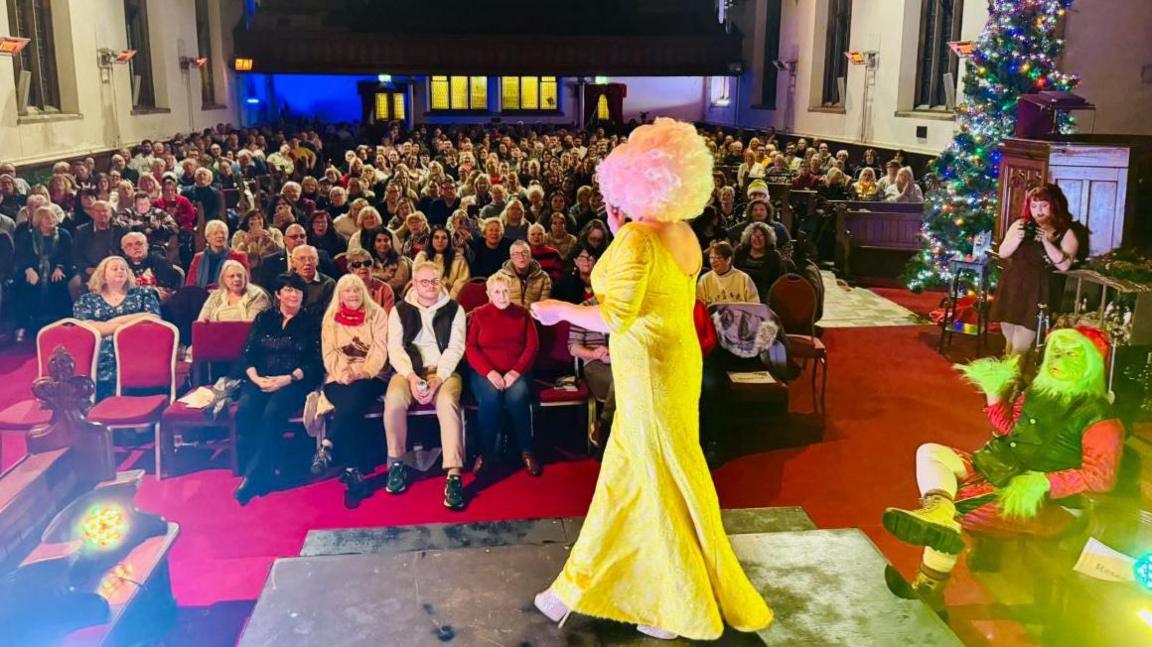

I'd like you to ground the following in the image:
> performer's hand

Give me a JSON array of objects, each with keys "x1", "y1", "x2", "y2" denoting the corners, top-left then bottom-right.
[
  {"x1": 998, "y1": 471, "x2": 1051, "y2": 520},
  {"x1": 955, "y1": 355, "x2": 1020, "y2": 400},
  {"x1": 530, "y1": 300, "x2": 567, "y2": 326}
]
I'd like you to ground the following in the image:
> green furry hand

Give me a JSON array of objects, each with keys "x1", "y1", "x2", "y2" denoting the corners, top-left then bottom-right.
[
  {"x1": 998, "y1": 471, "x2": 1051, "y2": 519},
  {"x1": 955, "y1": 355, "x2": 1021, "y2": 398}
]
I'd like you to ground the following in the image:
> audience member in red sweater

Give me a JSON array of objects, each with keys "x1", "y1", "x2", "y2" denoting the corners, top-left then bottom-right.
[
  {"x1": 527, "y1": 223, "x2": 564, "y2": 282},
  {"x1": 465, "y1": 272, "x2": 541, "y2": 476}
]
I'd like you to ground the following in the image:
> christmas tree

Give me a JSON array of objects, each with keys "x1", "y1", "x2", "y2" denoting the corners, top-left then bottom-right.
[{"x1": 905, "y1": 0, "x2": 1078, "y2": 291}]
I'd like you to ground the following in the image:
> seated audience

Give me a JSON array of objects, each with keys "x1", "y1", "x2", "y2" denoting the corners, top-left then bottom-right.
[
  {"x1": 345, "y1": 248, "x2": 395, "y2": 312},
  {"x1": 72, "y1": 255, "x2": 161, "y2": 397},
  {"x1": 527, "y1": 223, "x2": 564, "y2": 282},
  {"x1": 70, "y1": 200, "x2": 127, "y2": 300},
  {"x1": 885, "y1": 167, "x2": 925, "y2": 203},
  {"x1": 234, "y1": 273, "x2": 323, "y2": 504},
  {"x1": 470, "y1": 218, "x2": 513, "y2": 279},
  {"x1": 876, "y1": 160, "x2": 901, "y2": 194},
  {"x1": 852, "y1": 167, "x2": 881, "y2": 201},
  {"x1": 347, "y1": 206, "x2": 384, "y2": 253},
  {"x1": 576, "y1": 219, "x2": 610, "y2": 258},
  {"x1": 545, "y1": 211, "x2": 577, "y2": 259},
  {"x1": 730, "y1": 199, "x2": 790, "y2": 248},
  {"x1": 734, "y1": 222, "x2": 794, "y2": 304},
  {"x1": 447, "y1": 210, "x2": 476, "y2": 257},
  {"x1": 122, "y1": 190, "x2": 179, "y2": 259},
  {"x1": 187, "y1": 220, "x2": 248, "y2": 288},
  {"x1": 552, "y1": 243, "x2": 600, "y2": 304},
  {"x1": 697, "y1": 241, "x2": 759, "y2": 306},
  {"x1": 14, "y1": 206, "x2": 73, "y2": 337},
  {"x1": 500, "y1": 240, "x2": 552, "y2": 307},
  {"x1": 568, "y1": 295, "x2": 614, "y2": 447},
  {"x1": 197, "y1": 259, "x2": 271, "y2": 322},
  {"x1": 290, "y1": 244, "x2": 335, "y2": 313},
  {"x1": 820, "y1": 167, "x2": 852, "y2": 201},
  {"x1": 154, "y1": 178, "x2": 197, "y2": 266},
  {"x1": 466, "y1": 272, "x2": 541, "y2": 477},
  {"x1": 317, "y1": 274, "x2": 391, "y2": 508},
  {"x1": 232, "y1": 209, "x2": 284, "y2": 269},
  {"x1": 413, "y1": 226, "x2": 470, "y2": 298},
  {"x1": 383, "y1": 261, "x2": 468, "y2": 510},
  {"x1": 325, "y1": 186, "x2": 350, "y2": 221},
  {"x1": 256, "y1": 223, "x2": 336, "y2": 290},
  {"x1": 398, "y1": 211, "x2": 431, "y2": 258},
  {"x1": 121, "y1": 231, "x2": 181, "y2": 299},
  {"x1": 332, "y1": 197, "x2": 367, "y2": 239},
  {"x1": 790, "y1": 163, "x2": 822, "y2": 191},
  {"x1": 499, "y1": 199, "x2": 530, "y2": 242},
  {"x1": 368, "y1": 227, "x2": 412, "y2": 295},
  {"x1": 307, "y1": 210, "x2": 347, "y2": 259}
]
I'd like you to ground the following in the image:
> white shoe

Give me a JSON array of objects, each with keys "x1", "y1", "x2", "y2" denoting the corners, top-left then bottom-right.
[
  {"x1": 637, "y1": 624, "x2": 678, "y2": 640},
  {"x1": 534, "y1": 589, "x2": 570, "y2": 624}
]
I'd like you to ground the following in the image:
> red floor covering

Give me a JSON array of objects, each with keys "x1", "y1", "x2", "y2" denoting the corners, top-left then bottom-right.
[{"x1": 0, "y1": 323, "x2": 1037, "y2": 646}]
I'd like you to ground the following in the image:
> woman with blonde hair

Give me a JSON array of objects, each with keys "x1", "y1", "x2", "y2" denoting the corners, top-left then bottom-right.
[
  {"x1": 333, "y1": 197, "x2": 368, "y2": 239},
  {"x1": 500, "y1": 198, "x2": 530, "y2": 242},
  {"x1": 187, "y1": 220, "x2": 248, "y2": 288},
  {"x1": 73, "y1": 255, "x2": 161, "y2": 397},
  {"x1": 852, "y1": 167, "x2": 881, "y2": 201},
  {"x1": 347, "y1": 205, "x2": 384, "y2": 253},
  {"x1": 198, "y1": 259, "x2": 271, "y2": 322},
  {"x1": 399, "y1": 210, "x2": 430, "y2": 258},
  {"x1": 530, "y1": 118, "x2": 772, "y2": 640},
  {"x1": 316, "y1": 273, "x2": 390, "y2": 507},
  {"x1": 885, "y1": 166, "x2": 925, "y2": 203}
]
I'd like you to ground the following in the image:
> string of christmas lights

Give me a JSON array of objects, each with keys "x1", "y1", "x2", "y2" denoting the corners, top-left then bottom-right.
[{"x1": 904, "y1": 0, "x2": 1078, "y2": 291}]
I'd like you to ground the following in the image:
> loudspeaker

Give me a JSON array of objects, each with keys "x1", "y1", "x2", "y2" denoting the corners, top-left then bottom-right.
[
  {"x1": 943, "y1": 72, "x2": 956, "y2": 109},
  {"x1": 916, "y1": 125, "x2": 928, "y2": 139}
]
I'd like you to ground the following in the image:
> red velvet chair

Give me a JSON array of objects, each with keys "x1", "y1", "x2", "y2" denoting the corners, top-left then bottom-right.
[
  {"x1": 455, "y1": 278, "x2": 490, "y2": 313},
  {"x1": 0, "y1": 319, "x2": 101, "y2": 433},
  {"x1": 87, "y1": 319, "x2": 180, "y2": 474},
  {"x1": 768, "y1": 273, "x2": 827, "y2": 414},
  {"x1": 532, "y1": 320, "x2": 594, "y2": 446},
  {"x1": 156, "y1": 321, "x2": 252, "y2": 478}
]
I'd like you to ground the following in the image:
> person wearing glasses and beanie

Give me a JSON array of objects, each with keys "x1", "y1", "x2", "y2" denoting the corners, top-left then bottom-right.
[{"x1": 382, "y1": 261, "x2": 469, "y2": 510}]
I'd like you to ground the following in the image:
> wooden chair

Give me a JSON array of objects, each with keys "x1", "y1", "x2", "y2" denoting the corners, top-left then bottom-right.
[
  {"x1": 768, "y1": 274, "x2": 827, "y2": 414},
  {"x1": 156, "y1": 321, "x2": 252, "y2": 478},
  {"x1": 86, "y1": 319, "x2": 180, "y2": 475},
  {"x1": 0, "y1": 319, "x2": 101, "y2": 434}
]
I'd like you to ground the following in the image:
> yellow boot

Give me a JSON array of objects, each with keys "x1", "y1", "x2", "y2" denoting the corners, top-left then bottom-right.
[{"x1": 882, "y1": 493, "x2": 964, "y2": 554}]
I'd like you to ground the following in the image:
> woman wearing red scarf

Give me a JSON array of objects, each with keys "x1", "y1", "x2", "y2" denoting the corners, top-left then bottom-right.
[{"x1": 317, "y1": 273, "x2": 391, "y2": 508}]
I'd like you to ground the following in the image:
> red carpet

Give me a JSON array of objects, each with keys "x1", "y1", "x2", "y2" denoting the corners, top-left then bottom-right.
[{"x1": 0, "y1": 322, "x2": 1037, "y2": 645}]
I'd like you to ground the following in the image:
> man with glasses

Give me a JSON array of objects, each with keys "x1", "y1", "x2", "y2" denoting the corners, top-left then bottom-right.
[
  {"x1": 383, "y1": 262, "x2": 468, "y2": 510},
  {"x1": 256, "y1": 223, "x2": 336, "y2": 291},
  {"x1": 499, "y1": 240, "x2": 551, "y2": 307}
]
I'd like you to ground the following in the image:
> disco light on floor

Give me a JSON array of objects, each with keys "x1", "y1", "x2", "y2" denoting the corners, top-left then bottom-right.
[{"x1": 80, "y1": 503, "x2": 128, "y2": 550}]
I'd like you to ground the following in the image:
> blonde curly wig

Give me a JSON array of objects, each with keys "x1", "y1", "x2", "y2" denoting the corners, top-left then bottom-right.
[{"x1": 595, "y1": 118, "x2": 714, "y2": 222}]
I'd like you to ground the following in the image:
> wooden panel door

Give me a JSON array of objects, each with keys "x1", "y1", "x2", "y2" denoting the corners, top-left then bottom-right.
[
  {"x1": 997, "y1": 140, "x2": 1049, "y2": 242},
  {"x1": 1050, "y1": 164, "x2": 1127, "y2": 255}
]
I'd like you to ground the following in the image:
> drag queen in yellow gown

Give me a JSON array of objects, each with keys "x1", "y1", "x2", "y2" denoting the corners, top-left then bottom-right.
[{"x1": 530, "y1": 119, "x2": 773, "y2": 641}]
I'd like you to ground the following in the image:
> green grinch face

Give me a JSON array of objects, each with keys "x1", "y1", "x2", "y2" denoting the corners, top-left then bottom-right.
[
  {"x1": 1032, "y1": 329, "x2": 1107, "y2": 400},
  {"x1": 1042, "y1": 333, "x2": 1088, "y2": 384}
]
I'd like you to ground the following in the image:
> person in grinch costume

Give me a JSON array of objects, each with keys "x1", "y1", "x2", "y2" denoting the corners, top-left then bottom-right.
[{"x1": 882, "y1": 326, "x2": 1125, "y2": 612}]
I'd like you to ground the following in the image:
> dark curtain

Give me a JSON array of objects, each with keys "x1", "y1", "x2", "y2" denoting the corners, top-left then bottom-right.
[{"x1": 583, "y1": 83, "x2": 627, "y2": 127}]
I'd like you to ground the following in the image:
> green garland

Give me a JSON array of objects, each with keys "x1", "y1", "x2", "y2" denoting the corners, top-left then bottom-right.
[{"x1": 1083, "y1": 248, "x2": 1152, "y2": 286}]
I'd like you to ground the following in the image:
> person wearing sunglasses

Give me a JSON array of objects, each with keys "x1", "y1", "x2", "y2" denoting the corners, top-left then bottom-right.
[{"x1": 345, "y1": 248, "x2": 394, "y2": 312}]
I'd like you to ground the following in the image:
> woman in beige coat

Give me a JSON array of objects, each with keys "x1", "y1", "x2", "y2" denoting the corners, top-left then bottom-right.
[{"x1": 316, "y1": 273, "x2": 390, "y2": 507}]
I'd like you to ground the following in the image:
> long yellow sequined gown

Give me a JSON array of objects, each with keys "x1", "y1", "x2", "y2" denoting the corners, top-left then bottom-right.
[{"x1": 550, "y1": 222, "x2": 773, "y2": 640}]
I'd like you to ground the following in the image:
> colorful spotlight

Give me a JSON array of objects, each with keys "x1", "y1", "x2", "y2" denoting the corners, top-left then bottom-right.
[{"x1": 80, "y1": 503, "x2": 128, "y2": 550}]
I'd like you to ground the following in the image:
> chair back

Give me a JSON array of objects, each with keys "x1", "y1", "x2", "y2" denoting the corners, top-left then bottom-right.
[
  {"x1": 223, "y1": 188, "x2": 240, "y2": 209},
  {"x1": 36, "y1": 318, "x2": 101, "y2": 380},
  {"x1": 456, "y1": 278, "x2": 490, "y2": 313},
  {"x1": 534, "y1": 320, "x2": 574, "y2": 377},
  {"x1": 768, "y1": 273, "x2": 817, "y2": 336},
  {"x1": 113, "y1": 319, "x2": 179, "y2": 399},
  {"x1": 192, "y1": 321, "x2": 252, "y2": 363},
  {"x1": 333, "y1": 253, "x2": 349, "y2": 276}
]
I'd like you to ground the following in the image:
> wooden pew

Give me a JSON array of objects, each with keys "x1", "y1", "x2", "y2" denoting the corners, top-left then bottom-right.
[{"x1": 832, "y1": 201, "x2": 925, "y2": 280}]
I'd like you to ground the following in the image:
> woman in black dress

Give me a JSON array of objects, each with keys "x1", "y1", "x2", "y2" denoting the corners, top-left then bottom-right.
[
  {"x1": 991, "y1": 184, "x2": 1081, "y2": 355},
  {"x1": 234, "y1": 273, "x2": 323, "y2": 504}
]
